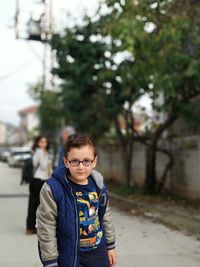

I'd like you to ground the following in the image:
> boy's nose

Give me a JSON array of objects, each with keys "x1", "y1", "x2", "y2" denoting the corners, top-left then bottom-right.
[{"x1": 77, "y1": 162, "x2": 85, "y2": 168}]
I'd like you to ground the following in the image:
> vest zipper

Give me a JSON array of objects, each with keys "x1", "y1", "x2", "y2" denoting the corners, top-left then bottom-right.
[{"x1": 69, "y1": 185, "x2": 79, "y2": 267}]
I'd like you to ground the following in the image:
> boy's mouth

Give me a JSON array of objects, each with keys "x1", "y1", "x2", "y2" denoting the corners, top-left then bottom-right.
[{"x1": 76, "y1": 172, "x2": 86, "y2": 175}]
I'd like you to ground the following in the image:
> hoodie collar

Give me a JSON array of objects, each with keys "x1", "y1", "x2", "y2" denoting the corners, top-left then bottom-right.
[{"x1": 52, "y1": 166, "x2": 105, "y2": 190}]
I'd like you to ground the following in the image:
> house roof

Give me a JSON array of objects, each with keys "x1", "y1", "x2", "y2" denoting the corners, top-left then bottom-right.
[{"x1": 18, "y1": 105, "x2": 38, "y2": 115}]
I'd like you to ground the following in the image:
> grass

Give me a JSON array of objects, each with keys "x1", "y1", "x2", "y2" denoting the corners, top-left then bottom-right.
[
  {"x1": 107, "y1": 181, "x2": 200, "y2": 239},
  {"x1": 107, "y1": 180, "x2": 200, "y2": 210}
]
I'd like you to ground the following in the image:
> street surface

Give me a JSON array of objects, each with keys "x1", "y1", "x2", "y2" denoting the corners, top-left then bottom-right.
[{"x1": 0, "y1": 162, "x2": 200, "y2": 267}]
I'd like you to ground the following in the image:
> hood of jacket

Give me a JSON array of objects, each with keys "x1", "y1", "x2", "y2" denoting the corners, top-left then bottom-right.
[{"x1": 51, "y1": 165, "x2": 105, "y2": 191}]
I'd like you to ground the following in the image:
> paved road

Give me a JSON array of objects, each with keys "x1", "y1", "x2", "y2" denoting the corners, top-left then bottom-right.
[{"x1": 0, "y1": 162, "x2": 200, "y2": 267}]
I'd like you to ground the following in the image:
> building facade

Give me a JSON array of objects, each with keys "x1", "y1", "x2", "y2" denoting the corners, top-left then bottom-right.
[{"x1": 18, "y1": 105, "x2": 39, "y2": 141}]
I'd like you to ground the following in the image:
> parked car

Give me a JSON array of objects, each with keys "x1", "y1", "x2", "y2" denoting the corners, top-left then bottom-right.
[
  {"x1": 7, "y1": 147, "x2": 31, "y2": 167},
  {"x1": 0, "y1": 147, "x2": 11, "y2": 162}
]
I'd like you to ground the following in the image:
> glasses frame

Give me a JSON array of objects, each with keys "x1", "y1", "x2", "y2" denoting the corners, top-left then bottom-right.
[{"x1": 67, "y1": 158, "x2": 95, "y2": 167}]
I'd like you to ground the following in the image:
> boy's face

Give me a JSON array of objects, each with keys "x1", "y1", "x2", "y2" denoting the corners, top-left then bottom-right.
[{"x1": 64, "y1": 145, "x2": 97, "y2": 185}]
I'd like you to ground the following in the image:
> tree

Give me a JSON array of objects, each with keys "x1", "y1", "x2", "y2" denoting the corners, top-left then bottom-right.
[
  {"x1": 46, "y1": 0, "x2": 200, "y2": 192},
  {"x1": 51, "y1": 20, "x2": 109, "y2": 138},
  {"x1": 140, "y1": 0, "x2": 200, "y2": 193},
  {"x1": 51, "y1": 14, "x2": 150, "y2": 186},
  {"x1": 28, "y1": 81, "x2": 64, "y2": 164},
  {"x1": 28, "y1": 81, "x2": 64, "y2": 134},
  {"x1": 103, "y1": 0, "x2": 200, "y2": 193}
]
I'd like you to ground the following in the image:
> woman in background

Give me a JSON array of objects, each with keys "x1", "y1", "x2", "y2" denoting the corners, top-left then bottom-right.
[{"x1": 26, "y1": 135, "x2": 51, "y2": 235}]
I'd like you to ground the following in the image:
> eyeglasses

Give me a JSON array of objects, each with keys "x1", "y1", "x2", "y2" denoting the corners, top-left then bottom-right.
[{"x1": 67, "y1": 158, "x2": 95, "y2": 167}]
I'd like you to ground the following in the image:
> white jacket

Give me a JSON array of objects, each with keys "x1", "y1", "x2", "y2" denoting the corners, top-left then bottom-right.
[{"x1": 33, "y1": 148, "x2": 50, "y2": 180}]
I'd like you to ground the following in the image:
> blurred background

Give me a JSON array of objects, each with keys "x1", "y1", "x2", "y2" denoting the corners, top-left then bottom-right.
[{"x1": 0, "y1": 1, "x2": 200, "y2": 267}]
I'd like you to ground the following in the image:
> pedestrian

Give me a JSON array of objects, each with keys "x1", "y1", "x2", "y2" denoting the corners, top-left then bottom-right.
[
  {"x1": 36, "y1": 133, "x2": 117, "y2": 267},
  {"x1": 26, "y1": 135, "x2": 51, "y2": 235},
  {"x1": 57, "y1": 126, "x2": 75, "y2": 167}
]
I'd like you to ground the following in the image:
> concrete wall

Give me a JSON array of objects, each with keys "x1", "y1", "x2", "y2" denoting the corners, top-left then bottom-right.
[
  {"x1": 97, "y1": 136, "x2": 200, "y2": 200},
  {"x1": 170, "y1": 136, "x2": 200, "y2": 200}
]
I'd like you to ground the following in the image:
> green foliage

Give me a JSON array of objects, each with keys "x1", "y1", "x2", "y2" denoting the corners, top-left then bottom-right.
[
  {"x1": 104, "y1": 0, "x2": 200, "y2": 128},
  {"x1": 51, "y1": 21, "x2": 110, "y2": 138},
  {"x1": 39, "y1": 90, "x2": 63, "y2": 134},
  {"x1": 51, "y1": 14, "x2": 147, "y2": 140},
  {"x1": 37, "y1": 0, "x2": 200, "y2": 190},
  {"x1": 28, "y1": 80, "x2": 44, "y2": 101},
  {"x1": 28, "y1": 81, "x2": 64, "y2": 136},
  {"x1": 102, "y1": 0, "x2": 200, "y2": 192}
]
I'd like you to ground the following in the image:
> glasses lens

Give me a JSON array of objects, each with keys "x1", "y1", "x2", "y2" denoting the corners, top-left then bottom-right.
[
  {"x1": 68, "y1": 159, "x2": 94, "y2": 166},
  {"x1": 83, "y1": 160, "x2": 93, "y2": 166},
  {"x1": 70, "y1": 160, "x2": 79, "y2": 166}
]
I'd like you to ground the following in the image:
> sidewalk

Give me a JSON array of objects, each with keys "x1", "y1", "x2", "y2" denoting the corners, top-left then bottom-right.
[
  {"x1": 109, "y1": 190, "x2": 200, "y2": 239},
  {"x1": 0, "y1": 162, "x2": 200, "y2": 267},
  {"x1": 0, "y1": 197, "x2": 40, "y2": 267},
  {"x1": 0, "y1": 162, "x2": 40, "y2": 267}
]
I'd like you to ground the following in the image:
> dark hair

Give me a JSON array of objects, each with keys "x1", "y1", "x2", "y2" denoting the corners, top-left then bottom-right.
[
  {"x1": 64, "y1": 133, "x2": 96, "y2": 158},
  {"x1": 32, "y1": 135, "x2": 50, "y2": 151}
]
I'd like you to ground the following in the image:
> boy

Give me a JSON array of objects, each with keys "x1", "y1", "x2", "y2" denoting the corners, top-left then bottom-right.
[{"x1": 36, "y1": 133, "x2": 117, "y2": 267}]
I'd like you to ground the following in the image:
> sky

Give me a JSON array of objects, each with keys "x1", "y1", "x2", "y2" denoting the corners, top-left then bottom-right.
[{"x1": 0, "y1": 0, "x2": 99, "y2": 126}]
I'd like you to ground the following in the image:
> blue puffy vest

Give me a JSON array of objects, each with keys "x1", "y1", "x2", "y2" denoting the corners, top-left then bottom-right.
[{"x1": 46, "y1": 166, "x2": 108, "y2": 267}]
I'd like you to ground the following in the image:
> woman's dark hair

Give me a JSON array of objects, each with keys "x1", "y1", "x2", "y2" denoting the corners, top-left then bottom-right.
[
  {"x1": 32, "y1": 135, "x2": 50, "y2": 151},
  {"x1": 64, "y1": 133, "x2": 96, "y2": 158}
]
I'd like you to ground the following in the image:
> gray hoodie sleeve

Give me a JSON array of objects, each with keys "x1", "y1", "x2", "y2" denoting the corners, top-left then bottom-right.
[
  {"x1": 36, "y1": 183, "x2": 58, "y2": 267},
  {"x1": 91, "y1": 170, "x2": 116, "y2": 250},
  {"x1": 103, "y1": 201, "x2": 116, "y2": 250}
]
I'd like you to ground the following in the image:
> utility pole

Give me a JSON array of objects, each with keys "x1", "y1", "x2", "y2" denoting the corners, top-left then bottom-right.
[
  {"x1": 14, "y1": 0, "x2": 54, "y2": 94},
  {"x1": 15, "y1": 0, "x2": 19, "y2": 39}
]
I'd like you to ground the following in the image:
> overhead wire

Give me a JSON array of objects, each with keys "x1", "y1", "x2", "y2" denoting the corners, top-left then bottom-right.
[{"x1": 0, "y1": 61, "x2": 32, "y2": 83}]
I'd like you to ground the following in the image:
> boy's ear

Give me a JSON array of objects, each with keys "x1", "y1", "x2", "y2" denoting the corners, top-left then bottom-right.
[
  {"x1": 92, "y1": 156, "x2": 97, "y2": 168},
  {"x1": 63, "y1": 157, "x2": 69, "y2": 167}
]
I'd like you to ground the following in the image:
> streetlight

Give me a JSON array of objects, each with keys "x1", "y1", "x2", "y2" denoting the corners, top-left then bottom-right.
[{"x1": 26, "y1": 16, "x2": 43, "y2": 41}]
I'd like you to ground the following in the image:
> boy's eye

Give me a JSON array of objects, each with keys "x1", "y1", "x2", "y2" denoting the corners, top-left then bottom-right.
[
  {"x1": 83, "y1": 159, "x2": 92, "y2": 165},
  {"x1": 70, "y1": 160, "x2": 80, "y2": 166},
  {"x1": 68, "y1": 158, "x2": 94, "y2": 166}
]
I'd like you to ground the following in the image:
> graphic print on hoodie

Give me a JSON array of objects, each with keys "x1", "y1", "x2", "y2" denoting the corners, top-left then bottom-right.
[{"x1": 68, "y1": 175, "x2": 104, "y2": 252}]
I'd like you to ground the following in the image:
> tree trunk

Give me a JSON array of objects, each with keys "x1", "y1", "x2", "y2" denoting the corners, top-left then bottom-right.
[
  {"x1": 122, "y1": 147, "x2": 133, "y2": 187},
  {"x1": 157, "y1": 148, "x2": 173, "y2": 193},
  {"x1": 114, "y1": 117, "x2": 134, "y2": 187},
  {"x1": 144, "y1": 112, "x2": 178, "y2": 194},
  {"x1": 144, "y1": 142, "x2": 157, "y2": 194}
]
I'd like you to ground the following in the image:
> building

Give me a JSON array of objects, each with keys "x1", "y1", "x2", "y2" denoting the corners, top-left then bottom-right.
[
  {"x1": 118, "y1": 112, "x2": 147, "y2": 135},
  {"x1": 18, "y1": 105, "x2": 40, "y2": 140},
  {"x1": 0, "y1": 121, "x2": 17, "y2": 145},
  {"x1": 0, "y1": 121, "x2": 6, "y2": 144}
]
